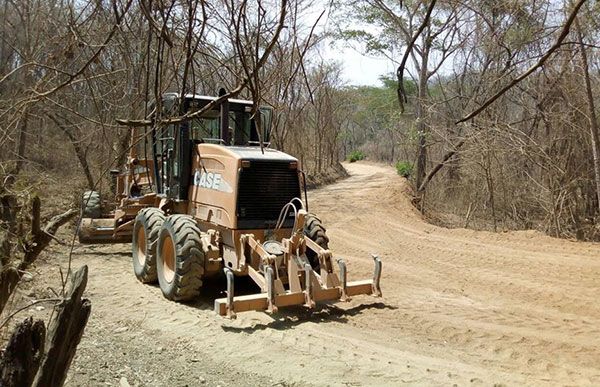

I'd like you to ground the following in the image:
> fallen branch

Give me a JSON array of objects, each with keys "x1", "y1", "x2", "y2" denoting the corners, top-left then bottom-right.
[
  {"x1": 19, "y1": 197, "x2": 77, "y2": 272},
  {"x1": 0, "y1": 299, "x2": 62, "y2": 331},
  {"x1": 0, "y1": 196, "x2": 76, "y2": 316},
  {"x1": 417, "y1": 137, "x2": 467, "y2": 192}
]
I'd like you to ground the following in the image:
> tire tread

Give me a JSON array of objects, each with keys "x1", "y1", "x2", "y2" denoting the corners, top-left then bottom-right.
[
  {"x1": 157, "y1": 215, "x2": 204, "y2": 301},
  {"x1": 132, "y1": 208, "x2": 165, "y2": 283},
  {"x1": 304, "y1": 213, "x2": 329, "y2": 270}
]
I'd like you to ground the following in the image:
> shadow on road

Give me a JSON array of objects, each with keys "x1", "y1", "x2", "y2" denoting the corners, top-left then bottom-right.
[
  {"x1": 81, "y1": 250, "x2": 132, "y2": 258},
  {"x1": 168, "y1": 274, "x2": 263, "y2": 312},
  {"x1": 176, "y1": 274, "x2": 396, "y2": 329},
  {"x1": 93, "y1": 252, "x2": 393, "y2": 328},
  {"x1": 72, "y1": 244, "x2": 132, "y2": 258},
  {"x1": 220, "y1": 302, "x2": 396, "y2": 333},
  {"x1": 160, "y1": 274, "x2": 396, "y2": 328}
]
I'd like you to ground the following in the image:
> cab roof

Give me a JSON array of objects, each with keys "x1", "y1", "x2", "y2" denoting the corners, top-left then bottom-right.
[{"x1": 162, "y1": 92, "x2": 255, "y2": 106}]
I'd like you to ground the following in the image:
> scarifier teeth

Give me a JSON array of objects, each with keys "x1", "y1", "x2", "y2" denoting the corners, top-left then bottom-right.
[
  {"x1": 371, "y1": 254, "x2": 382, "y2": 297},
  {"x1": 224, "y1": 268, "x2": 237, "y2": 319},
  {"x1": 265, "y1": 265, "x2": 277, "y2": 313},
  {"x1": 304, "y1": 263, "x2": 315, "y2": 308},
  {"x1": 337, "y1": 258, "x2": 349, "y2": 301}
]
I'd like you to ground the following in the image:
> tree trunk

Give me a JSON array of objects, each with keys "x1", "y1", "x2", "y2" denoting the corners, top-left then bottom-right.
[
  {"x1": 115, "y1": 128, "x2": 132, "y2": 171},
  {"x1": 415, "y1": 38, "x2": 430, "y2": 190},
  {"x1": 577, "y1": 23, "x2": 600, "y2": 215},
  {"x1": 484, "y1": 153, "x2": 497, "y2": 232},
  {"x1": 0, "y1": 266, "x2": 19, "y2": 314},
  {"x1": 47, "y1": 114, "x2": 95, "y2": 190},
  {"x1": 12, "y1": 111, "x2": 28, "y2": 176}
]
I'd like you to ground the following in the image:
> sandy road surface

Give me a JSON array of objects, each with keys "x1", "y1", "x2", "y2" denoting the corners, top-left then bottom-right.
[{"x1": 34, "y1": 161, "x2": 600, "y2": 386}]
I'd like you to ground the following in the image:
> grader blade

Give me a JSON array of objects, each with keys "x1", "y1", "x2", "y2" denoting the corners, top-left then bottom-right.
[{"x1": 78, "y1": 218, "x2": 132, "y2": 244}]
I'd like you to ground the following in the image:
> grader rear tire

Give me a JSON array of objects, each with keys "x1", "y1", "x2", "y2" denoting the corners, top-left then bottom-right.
[
  {"x1": 81, "y1": 191, "x2": 101, "y2": 218},
  {"x1": 132, "y1": 208, "x2": 165, "y2": 283},
  {"x1": 304, "y1": 213, "x2": 329, "y2": 271},
  {"x1": 156, "y1": 215, "x2": 205, "y2": 301}
]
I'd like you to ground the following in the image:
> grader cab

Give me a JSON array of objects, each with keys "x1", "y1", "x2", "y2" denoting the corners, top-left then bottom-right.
[{"x1": 79, "y1": 93, "x2": 382, "y2": 316}]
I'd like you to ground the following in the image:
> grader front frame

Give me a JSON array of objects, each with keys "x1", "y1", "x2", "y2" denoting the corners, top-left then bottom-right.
[{"x1": 214, "y1": 210, "x2": 382, "y2": 318}]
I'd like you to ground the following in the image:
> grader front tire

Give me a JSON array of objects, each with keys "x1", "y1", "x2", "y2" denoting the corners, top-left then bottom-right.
[
  {"x1": 156, "y1": 215, "x2": 205, "y2": 301},
  {"x1": 304, "y1": 213, "x2": 330, "y2": 271}
]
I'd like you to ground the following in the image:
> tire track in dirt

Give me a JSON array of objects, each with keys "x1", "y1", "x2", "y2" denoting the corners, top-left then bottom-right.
[{"x1": 65, "y1": 161, "x2": 600, "y2": 386}]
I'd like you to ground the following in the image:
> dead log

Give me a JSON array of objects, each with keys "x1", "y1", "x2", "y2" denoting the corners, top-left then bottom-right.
[
  {"x1": 0, "y1": 317, "x2": 46, "y2": 387},
  {"x1": 0, "y1": 194, "x2": 18, "y2": 267},
  {"x1": 0, "y1": 267, "x2": 19, "y2": 315},
  {"x1": 19, "y1": 197, "x2": 77, "y2": 271},
  {"x1": 33, "y1": 265, "x2": 91, "y2": 387},
  {"x1": 0, "y1": 234, "x2": 11, "y2": 267},
  {"x1": 0, "y1": 196, "x2": 77, "y2": 331}
]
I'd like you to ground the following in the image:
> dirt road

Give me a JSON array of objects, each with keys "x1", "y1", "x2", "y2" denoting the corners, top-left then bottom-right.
[{"x1": 39, "y1": 162, "x2": 600, "y2": 385}]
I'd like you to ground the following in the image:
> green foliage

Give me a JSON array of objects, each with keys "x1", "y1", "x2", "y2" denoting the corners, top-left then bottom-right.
[
  {"x1": 348, "y1": 150, "x2": 366, "y2": 163},
  {"x1": 340, "y1": 76, "x2": 416, "y2": 139},
  {"x1": 379, "y1": 76, "x2": 417, "y2": 97},
  {"x1": 336, "y1": 76, "x2": 419, "y2": 162},
  {"x1": 395, "y1": 161, "x2": 413, "y2": 177}
]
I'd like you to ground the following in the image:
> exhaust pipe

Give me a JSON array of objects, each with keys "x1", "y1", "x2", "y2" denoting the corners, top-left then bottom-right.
[{"x1": 219, "y1": 87, "x2": 229, "y2": 145}]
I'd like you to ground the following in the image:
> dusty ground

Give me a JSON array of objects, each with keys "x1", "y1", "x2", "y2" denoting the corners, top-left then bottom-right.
[{"x1": 9, "y1": 161, "x2": 600, "y2": 386}]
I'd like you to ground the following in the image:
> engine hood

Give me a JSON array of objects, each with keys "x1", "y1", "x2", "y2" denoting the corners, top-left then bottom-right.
[{"x1": 226, "y1": 146, "x2": 298, "y2": 162}]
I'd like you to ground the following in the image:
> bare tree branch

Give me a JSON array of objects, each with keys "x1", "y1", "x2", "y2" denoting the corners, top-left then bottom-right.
[
  {"x1": 456, "y1": 0, "x2": 587, "y2": 124},
  {"x1": 396, "y1": 0, "x2": 437, "y2": 114}
]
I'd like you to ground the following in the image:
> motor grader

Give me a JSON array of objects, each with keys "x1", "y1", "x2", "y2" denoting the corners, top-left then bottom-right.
[{"x1": 79, "y1": 92, "x2": 382, "y2": 317}]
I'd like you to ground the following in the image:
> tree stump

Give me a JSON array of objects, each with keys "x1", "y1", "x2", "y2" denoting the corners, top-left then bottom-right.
[
  {"x1": 0, "y1": 317, "x2": 46, "y2": 387},
  {"x1": 32, "y1": 265, "x2": 91, "y2": 387}
]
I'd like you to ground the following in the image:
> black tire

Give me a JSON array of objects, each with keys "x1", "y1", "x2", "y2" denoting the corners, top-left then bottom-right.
[
  {"x1": 132, "y1": 208, "x2": 165, "y2": 283},
  {"x1": 304, "y1": 213, "x2": 329, "y2": 271},
  {"x1": 156, "y1": 215, "x2": 205, "y2": 301},
  {"x1": 81, "y1": 191, "x2": 101, "y2": 218}
]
